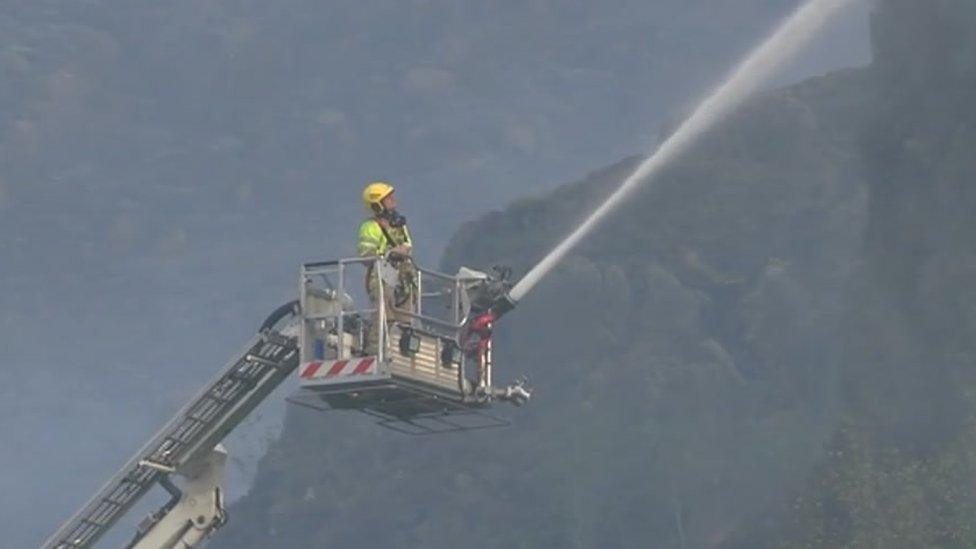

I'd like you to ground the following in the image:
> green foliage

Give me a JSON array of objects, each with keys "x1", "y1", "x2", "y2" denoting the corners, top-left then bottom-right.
[
  {"x1": 223, "y1": 56, "x2": 872, "y2": 549},
  {"x1": 781, "y1": 416, "x2": 976, "y2": 549},
  {"x1": 727, "y1": 2, "x2": 976, "y2": 546},
  {"x1": 220, "y1": 1, "x2": 976, "y2": 547}
]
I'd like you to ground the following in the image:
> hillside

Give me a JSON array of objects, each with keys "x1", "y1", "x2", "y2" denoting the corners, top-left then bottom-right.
[
  {"x1": 218, "y1": 17, "x2": 877, "y2": 549},
  {"x1": 6, "y1": 3, "x2": 871, "y2": 546},
  {"x1": 222, "y1": 1, "x2": 976, "y2": 546},
  {"x1": 729, "y1": 1, "x2": 976, "y2": 546}
]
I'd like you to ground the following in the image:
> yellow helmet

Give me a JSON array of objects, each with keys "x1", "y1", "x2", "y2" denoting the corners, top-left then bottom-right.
[{"x1": 362, "y1": 181, "x2": 394, "y2": 210}]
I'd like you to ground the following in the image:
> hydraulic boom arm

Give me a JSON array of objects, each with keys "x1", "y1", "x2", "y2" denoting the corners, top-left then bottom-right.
[{"x1": 42, "y1": 303, "x2": 300, "y2": 549}]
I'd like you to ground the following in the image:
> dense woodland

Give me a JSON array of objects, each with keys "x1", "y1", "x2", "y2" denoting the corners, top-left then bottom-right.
[{"x1": 218, "y1": 1, "x2": 976, "y2": 547}]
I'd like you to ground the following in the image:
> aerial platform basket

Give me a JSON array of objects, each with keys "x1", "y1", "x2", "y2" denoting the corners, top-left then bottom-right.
[{"x1": 287, "y1": 256, "x2": 529, "y2": 433}]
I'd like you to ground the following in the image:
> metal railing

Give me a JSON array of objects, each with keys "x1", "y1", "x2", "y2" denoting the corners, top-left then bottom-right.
[
  {"x1": 300, "y1": 256, "x2": 492, "y2": 398},
  {"x1": 301, "y1": 257, "x2": 385, "y2": 364}
]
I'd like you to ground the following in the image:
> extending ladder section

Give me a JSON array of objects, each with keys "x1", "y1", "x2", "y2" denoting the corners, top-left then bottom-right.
[{"x1": 43, "y1": 327, "x2": 299, "y2": 549}]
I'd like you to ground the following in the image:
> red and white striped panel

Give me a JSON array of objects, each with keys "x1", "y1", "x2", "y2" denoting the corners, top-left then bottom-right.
[{"x1": 299, "y1": 357, "x2": 378, "y2": 381}]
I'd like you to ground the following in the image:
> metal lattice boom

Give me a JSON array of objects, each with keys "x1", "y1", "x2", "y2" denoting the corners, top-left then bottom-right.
[{"x1": 42, "y1": 328, "x2": 299, "y2": 549}]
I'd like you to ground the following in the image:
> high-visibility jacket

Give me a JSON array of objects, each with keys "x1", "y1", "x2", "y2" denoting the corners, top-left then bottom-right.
[{"x1": 357, "y1": 218, "x2": 412, "y2": 257}]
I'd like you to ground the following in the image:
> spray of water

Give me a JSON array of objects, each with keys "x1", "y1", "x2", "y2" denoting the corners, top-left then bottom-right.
[{"x1": 509, "y1": 0, "x2": 859, "y2": 302}]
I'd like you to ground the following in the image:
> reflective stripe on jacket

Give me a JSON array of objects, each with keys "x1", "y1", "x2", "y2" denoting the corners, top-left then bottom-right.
[{"x1": 357, "y1": 219, "x2": 412, "y2": 257}]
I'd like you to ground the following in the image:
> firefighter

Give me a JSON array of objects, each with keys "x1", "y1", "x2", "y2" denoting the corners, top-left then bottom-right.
[{"x1": 358, "y1": 181, "x2": 416, "y2": 323}]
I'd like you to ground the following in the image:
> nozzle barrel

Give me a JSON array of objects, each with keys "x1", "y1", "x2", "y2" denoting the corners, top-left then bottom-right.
[{"x1": 491, "y1": 293, "x2": 517, "y2": 318}]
